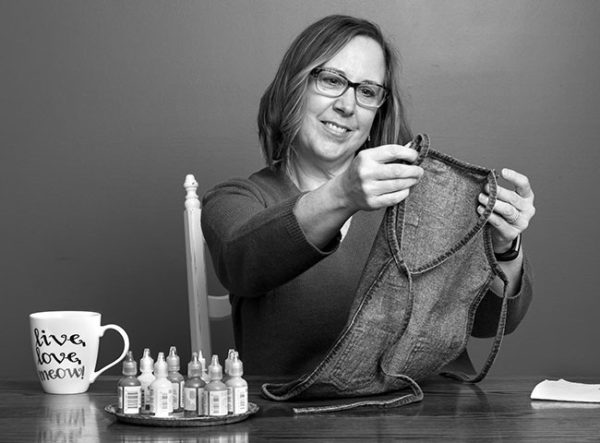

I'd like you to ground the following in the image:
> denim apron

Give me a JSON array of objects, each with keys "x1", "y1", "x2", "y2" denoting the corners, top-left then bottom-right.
[{"x1": 262, "y1": 134, "x2": 510, "y2": 413}]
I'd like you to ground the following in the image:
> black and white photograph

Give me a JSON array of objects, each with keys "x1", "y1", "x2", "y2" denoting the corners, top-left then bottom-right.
[{"x1": 1, "y1": 0, "x2": 599, "y2": 440}]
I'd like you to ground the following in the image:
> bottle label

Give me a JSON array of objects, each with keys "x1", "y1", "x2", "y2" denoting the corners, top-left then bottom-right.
[
  {"x1": 184, "y1": 386, "x2": 196, "y2": 412},
  {"x1": 184, "y1": 386, "x2": 205, "y2": 415},
  {"x1": 179, "y1": 380, "x2": 185, "y2": 408},
  {"x1": 141, "y1": 384, "x2": 152, "y2": 412},
  {"x1": 148, "y1": 386, "x2": 154, "y2": 413},
  {"x1": 227, "y1": 386, "x2": 233, "y2": 414},
  {"x1": 118, "y1": 386, "x2": 141, "y2": 414},
  {"x1": 197, "y1": 387, "x2": 205, "y2": 415},
  {"x1": 207, "y1": 390, "x2": 228, "y2": 416},
  {"x1": 171, "y1": 381, "x2": 183, "y2": 411},
  {"x1": 231, "y1": 386, "x2": 248, "y2": 414},
  {"x1": 153, "y1": 386, "x2": 173, "y2": 417}
]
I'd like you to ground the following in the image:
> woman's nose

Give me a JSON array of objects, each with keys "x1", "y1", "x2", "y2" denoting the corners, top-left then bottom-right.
[{"x1": 333, "y1": 88, "x2": 357, "y2": 115}]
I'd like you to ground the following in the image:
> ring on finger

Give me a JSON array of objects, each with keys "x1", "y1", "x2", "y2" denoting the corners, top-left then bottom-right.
[{"x1": 507, "y1": 210, "x2": 520, "y2": 224}]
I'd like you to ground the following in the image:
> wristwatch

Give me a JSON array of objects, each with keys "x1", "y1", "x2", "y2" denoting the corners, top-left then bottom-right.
[{"x1": 494, "y1": 234, "x2": 522, "y2": 262}]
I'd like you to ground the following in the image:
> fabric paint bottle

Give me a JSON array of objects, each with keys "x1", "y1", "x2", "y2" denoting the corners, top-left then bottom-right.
[
  {"x1": 149, "y1": 352, "x2": 173, "y2": 417},
  {"x1": 183, "y1": 352, "x2": 206, "y2": 417},
  {"x1": 118, "y1": 351, "x2": 141, "y2": 414},
  {"x1": 204, "y1": 355, "x2": 228, "y2": 416},
  {"x1": 137, "y1": 348, "x2": 155, "y2": 414},
  {"x1": 166, "y1": 346, "x2": 184, "y2": 413},
  {"x1": 225, "y1": 352, "x2": 248, "y2": 414}
]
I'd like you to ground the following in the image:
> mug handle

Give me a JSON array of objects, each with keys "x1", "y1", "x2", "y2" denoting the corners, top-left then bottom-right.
[{"x1": 89, "y1": 324, "x2": 130, "y2": 383}]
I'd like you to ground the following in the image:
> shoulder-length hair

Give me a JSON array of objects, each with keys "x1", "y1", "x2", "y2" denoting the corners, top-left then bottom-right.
[{"x1": 257, "y1": 14, "x2": 412, "y2": 169}]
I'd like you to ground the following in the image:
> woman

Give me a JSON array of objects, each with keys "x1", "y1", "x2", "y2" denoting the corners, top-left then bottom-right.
[{"x1": 201, "y1": 15, "x2": 535, "y2": 376}]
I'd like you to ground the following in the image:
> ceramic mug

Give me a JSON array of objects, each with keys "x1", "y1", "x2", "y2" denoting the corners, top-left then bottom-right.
[{"x1": 30, "y1": 311, "x2": 129, "y2": 394}]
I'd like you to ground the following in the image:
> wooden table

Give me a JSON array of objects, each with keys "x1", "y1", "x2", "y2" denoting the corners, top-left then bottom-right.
[{"x1": 1, "y1": 375, "x2": 599, "y2": 442}]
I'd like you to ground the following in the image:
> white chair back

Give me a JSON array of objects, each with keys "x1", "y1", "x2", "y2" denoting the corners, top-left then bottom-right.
[{"x1": 184, "y1": 174, "x2": 231, "y2": 358}]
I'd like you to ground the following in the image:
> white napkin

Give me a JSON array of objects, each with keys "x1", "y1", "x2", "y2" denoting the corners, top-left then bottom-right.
[{"x1": 531, "y1": 379, "x2": 600, "y2": 403}]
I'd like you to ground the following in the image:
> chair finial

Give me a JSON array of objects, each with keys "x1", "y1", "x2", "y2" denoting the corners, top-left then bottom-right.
[{"x1": 184, "y1": 174, "x2": 200, "y2": 210}]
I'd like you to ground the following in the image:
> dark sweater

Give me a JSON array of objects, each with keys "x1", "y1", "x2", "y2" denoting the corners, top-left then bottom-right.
[{"x1": 201, "y1": 165, "x2": 532, "y2": 376}]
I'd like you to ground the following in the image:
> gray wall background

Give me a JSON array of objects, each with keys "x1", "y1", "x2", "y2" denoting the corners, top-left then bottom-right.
[{"x1": 2, "y1": 0, "x2": 599, "y2": 378}]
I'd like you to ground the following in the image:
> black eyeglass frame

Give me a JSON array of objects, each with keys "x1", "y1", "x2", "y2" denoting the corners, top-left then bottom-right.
[{"x1": 310, "y1": 67, "x2": 389, "y2": 109}]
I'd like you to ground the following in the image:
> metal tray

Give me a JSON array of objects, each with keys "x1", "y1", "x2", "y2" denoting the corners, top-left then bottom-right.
[{"x1": 104, "y1": 403, "x2": 259, "y2": 427}]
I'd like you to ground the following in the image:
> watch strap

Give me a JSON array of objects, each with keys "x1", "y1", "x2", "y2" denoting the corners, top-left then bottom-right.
[{"x1": 494, "y1": 234, "x2": 522, "y2": 262}]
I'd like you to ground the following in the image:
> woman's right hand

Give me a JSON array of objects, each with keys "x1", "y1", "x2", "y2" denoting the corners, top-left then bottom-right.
[
  {"x1": 337, "y1": 142, "x2": 424, "y2": 212},
  {"x1": 293, "y1": 141, "x2": 423, "y2": 249}
]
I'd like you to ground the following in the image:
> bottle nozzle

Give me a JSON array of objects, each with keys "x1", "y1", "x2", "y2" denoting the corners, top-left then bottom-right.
[
  {"x1": 167, "y1": 346, "x2": 180, "y2": 371},
  {"x1": 122, "y1": 350, "x2": 138, "y2": 376},
  {"x1": 187, "y1": 352, "x2": 202, "y2": 378},
  {"x1": 224, "y1": 348, "x2": 236, "y2": 376},
  {"x1": 140, "y1": 348, "x2": 154, "y2": 372},
  {"x1": 229, "y1": 352, "x2": 244, "y2": 377},
  {"x1": 154, "y1": 352, "x2": 167, "y2": 377},
  {"x1": 208, "y1": 354, "x2": 223, "y2": 381}
]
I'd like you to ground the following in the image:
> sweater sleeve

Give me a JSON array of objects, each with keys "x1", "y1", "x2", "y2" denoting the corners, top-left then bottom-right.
[
  {"x1": 201, "y1": 176, "x2": 339, "y2": 297},
  {"x1": 470, "y1": 253, "x2": 534, "y2": 338}
]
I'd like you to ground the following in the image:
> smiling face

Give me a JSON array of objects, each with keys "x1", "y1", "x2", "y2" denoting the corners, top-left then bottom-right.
[{"x1": 293, "y1": 36, "x2": 386, "y2": 175}]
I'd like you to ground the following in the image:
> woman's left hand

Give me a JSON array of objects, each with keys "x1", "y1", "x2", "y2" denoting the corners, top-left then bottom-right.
[{"x1": 477, "y1": 168, "x2": 536, "y2": 253}]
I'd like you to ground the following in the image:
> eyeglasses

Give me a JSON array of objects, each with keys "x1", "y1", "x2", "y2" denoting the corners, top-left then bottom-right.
[{"x1": 310, "y1": 68, "x2": 388, "y2": 109}]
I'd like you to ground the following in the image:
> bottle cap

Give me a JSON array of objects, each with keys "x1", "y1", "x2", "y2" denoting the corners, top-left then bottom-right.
[
  {"x1": 198, "y1": 350, "x2": 207, "y2": 372},
  {"x1": 187, "y1": 352, "x2": 202, "y2": 378},
  {"x1": 224, "y1": 348, "x2": 235, "y2": 375},
  {"x1": 198, "y1": 351, "x2": 210, "y2": 382},
  {"x1": 229, "y1": 352, "x2": 244, "y2": 377},
  {"x1": 208, "y1": 354, "x2": 223, "y2": 381},
  {"x1": 122, "y1": 350, "x2": 138, "y2": 376},
  {"x1": 154, "y1": 352, "x2": 168, "y2": 378},
  {"x1": 167, "y1": 346, "x2": 180, "y2": 372},
  {"x1": 140, "y1": 348, "x2": 154, "y2": 373}
]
